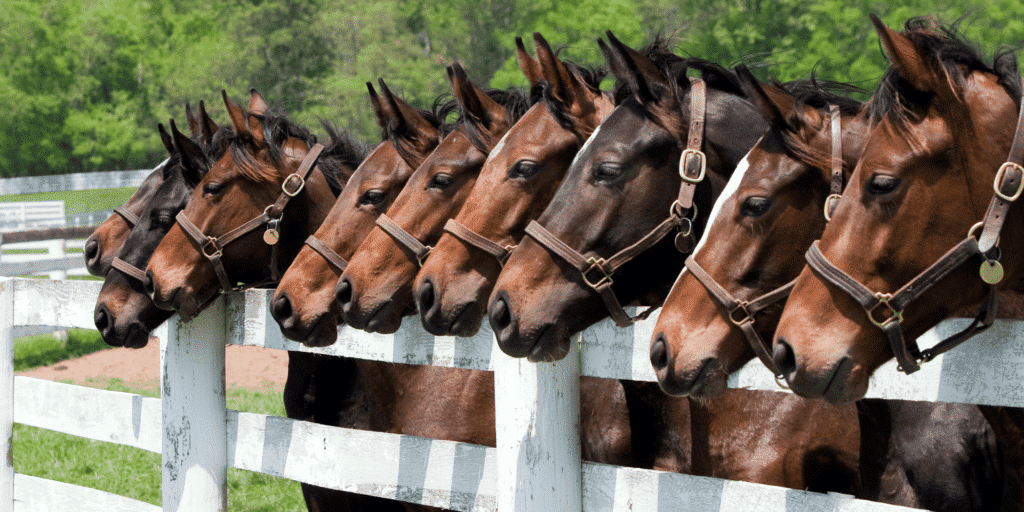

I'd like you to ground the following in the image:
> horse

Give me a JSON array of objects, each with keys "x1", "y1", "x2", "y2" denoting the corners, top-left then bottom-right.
[
  {"x1": 485, "y1": 32, "x2": 863, "y2": 494},
  {"x1": 271, "y1": 79, "x2": 454, "y2": 346},
  {"x1": 413, "y1": 33, "x2": 615, "y2": 338},
  {"x1": 83, "y1": 102, "x2": 219, "y2": 276},
  {"x1": 649, "y1": 68, "x2": 1010, "y2": 511},
  {"x1": 772, "y1": 16, "x2": 1024, "y2": 403},
  {"x1": 334, "y1": 63, "x2": 530, "y2": 334}
]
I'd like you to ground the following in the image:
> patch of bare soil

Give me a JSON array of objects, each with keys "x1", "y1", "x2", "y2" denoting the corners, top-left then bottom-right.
[{"x1": 17, "y1": 338, "x2": 289, "y2": 390}]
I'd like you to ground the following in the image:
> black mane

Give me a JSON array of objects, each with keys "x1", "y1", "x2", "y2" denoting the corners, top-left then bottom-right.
[
  {"x1": 320, "y1": 121, "x2": 371, "y2": 195},
  {"x1": 459, "y1": 87, "x2": 531, "y2": 154},
  {"x1": 380, "y1": 93, "x2": 459, "y2": 167},
  {"x1": 530, "y1": 61, "x2": 609, "y2": 133},
  {"x1": 867, "y1": 17, "x2": 1022, "y2": 129}
]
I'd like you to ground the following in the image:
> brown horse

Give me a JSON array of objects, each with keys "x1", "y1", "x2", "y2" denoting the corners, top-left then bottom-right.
[
  {"x1": 271, "y1": 79, "x2": 453, "y2": 346},
  {"x1": 773, "y1": 16, "x2": 1024, "y2": 403},
  {"x1": 144, "y1": 90, "x2": 353, "y2": 318},
  {"x1": 335, "y1": 63, "x2": 530, "y2": 333},
  {"x1": 413, "y1": 33, "x2": 615, "y2": 337},
  {"x1": 649, "y1": 70, "x2": 1010, "y2": 511},
  {"x1": 83, "y1": 102, "x2": 219, "y2": 276}
]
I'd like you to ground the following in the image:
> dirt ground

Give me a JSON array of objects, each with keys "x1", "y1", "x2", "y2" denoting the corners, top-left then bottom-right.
[{"x1": 17, "y1": 338, "x2": 290, "y2": 390}]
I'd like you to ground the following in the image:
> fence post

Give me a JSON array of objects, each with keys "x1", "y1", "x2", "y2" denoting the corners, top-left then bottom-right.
[
  {"x1": 1, "y1": 279, "x2": 13, "y2": 512},
  {"x1": 161, "y1": 297, "x2": 227, "y2": 512},
  {"x1": 494, "y1": 334, "x2": 582, "y2": 512},
  {"x1": 45, "y1": 239, "x2": 67, "y2": 280}
]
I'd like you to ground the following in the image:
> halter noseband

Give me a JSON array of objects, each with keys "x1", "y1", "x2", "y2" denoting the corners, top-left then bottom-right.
[
  {"x1": 804, "y1": 78, "x2": 1024, "y2": 374},
  {"x1": 168, "y1": 143, "x2": 325, "y2": 294},
  {"x1": 523, "y1": 78, "x2": 708, "y2": 328},
  {"x1": 683, "y1": 105, "x2": 845, "y2": 379},
  {"x1": 442, "y1": 218, "x2": 516, "y2": 266}
]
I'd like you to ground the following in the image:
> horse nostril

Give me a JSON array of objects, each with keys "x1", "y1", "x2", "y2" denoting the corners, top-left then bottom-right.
[
  {"x1": 489, "y1": 295, "x2": 513, "y2": 331},
  {"x1": 773, "y1": 337, "x2": 797, "y2": 378},
  {"x1": 95, "y1": 304, "x2": 111, "y2": 335},
  {"x1": 417, "y1": 278, "x2": 436, "y2": 313},
  {"x1": 271, "y1": 292, "x2": 294, "y2": 325},
  {"x1": 335, "y1": 278, "x2": 353, "y2": 309},
  {"x1": 650, "y1": 333, "x2": 672, "y2": 372},
  {"x1": 84, "y1": 237, "x2": 100, "y2": 264},
  {"x1": 143, "y1": 270, "x2": 156, "y2": 298}
]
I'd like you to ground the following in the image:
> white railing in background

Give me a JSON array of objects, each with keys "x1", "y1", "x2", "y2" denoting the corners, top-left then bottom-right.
[
  {"x1": 0, "y1": 169, "x2": 156, "y2": 196},
  {"x1": 0, "y1": 201, "x2": 65, "y2": 232},
  {"x1": 6, "y1": 277, "x2": 1000, "y2": 511}
]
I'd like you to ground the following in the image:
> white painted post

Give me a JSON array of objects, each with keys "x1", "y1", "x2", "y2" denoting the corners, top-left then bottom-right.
[
  {"x1": 493, "y1": 335, "x2": 582, "y2": 512},
  {"x1": 161, "y1": 297, "x2": 227, "y2": 512},
  {"x1": 45, "y1": 239, "x2": 66, "y2": 280},
  {"x1": 0, "y1": 279, "x2": 13, "y2": 512}
]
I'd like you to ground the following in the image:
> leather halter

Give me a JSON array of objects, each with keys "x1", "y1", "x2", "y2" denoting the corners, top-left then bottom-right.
[
  {"x1": 523, "y1": 78, "x2": 707, "y2": 328},
  {"x1": 443, "y1": 218, "x2": 516, "y2": 265},
  {"x1": 804, "y1": 79, "x2": 1024, "y2": 374},
  {"x1": 683, "y1": 106, "x2": 845, "y2": 378},
  {"x1": 173, "y1": 143, "x2": 325, "y2": 294},
  {"x1": 113, "y1": 205, "x2": 140, "y2": 228},
  {"x1": 375, "y1": 213, "x2": 432, "y2": 267}
]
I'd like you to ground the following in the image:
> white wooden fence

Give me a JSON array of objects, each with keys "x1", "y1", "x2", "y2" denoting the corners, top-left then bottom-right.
[
  {"x1": 0, "y1": 169, "x2": 155, "y2": 196},
  {"x1": 7, "y1": 277, "x2": 1014, "y2": 511}
]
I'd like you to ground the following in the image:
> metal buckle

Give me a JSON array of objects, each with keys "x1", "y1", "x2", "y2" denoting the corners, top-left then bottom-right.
[
  {"x1": 670, "y1": 201, "x2": 698, "y2": 236},
  {"x1": 679, "y1": 149, "x2": 707, "y2": 184},
  {"x1": 416, "y1": 246, "x2": 433, "y2": 267},
  {"x1": 582, "y1": 257, "x2": 613, "y2": 289},
  {"x1": 867, "y1": 293, "x2": 903, "y2": 328},
  {"x1": 200, "y1": 237, "x2": 222, "y2": 260},
  {"x1": 282, "y1": 173, "x2": 306, "y2": 197},
  {"x1": 498, "y1": 245, "x2": 517, "y2": 266},
  {"x1": 993, "y1": 162, "x2": 1024, "y2": 202},
  {"x1": 823, "y1": 193, "x2": 841, "y2": 221},
  {"x1": 728, "y1": 301, "x2": 752, "y2": 326}
]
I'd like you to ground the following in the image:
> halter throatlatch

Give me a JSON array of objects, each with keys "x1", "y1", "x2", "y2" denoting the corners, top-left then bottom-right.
[
  {"x1": 683, "y1": 105, "x2": 845, "y2": 380},
  {"x1": 173, "y1": 143, "x2": 325, "y2": 294},
  {"x1": 804, "y1": 77, "x2": 1024, "y2": 374},
  {"x1": 524, "y1": 78, "x2": 708, "y2": 327}
]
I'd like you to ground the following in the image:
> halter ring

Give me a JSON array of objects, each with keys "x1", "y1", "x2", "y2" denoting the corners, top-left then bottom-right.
[
  {"x1": 582, "y1": 257, "x2": 614, "y2": 289},
  {"x1": 994, "y1": 162, "x2": 1024, "y2": 202},
  {"x1": 679, "y1": 149, "x2": 707, "y2": 183},
  {"x1": 282, "y1": 173, "x2": 306, "y2": 197},
  {"x1": 728, "y1": 301, "x2": 753, "y2": 326},
  {"x1": 867, "y1": 293, "x2": 903, "y2": 328},
  {"x1": 200, "y1": 238, "x2": 223, "y2": 260},
  {"x1": 823, "y1": 194, "x2": 841, "y2": 221}
]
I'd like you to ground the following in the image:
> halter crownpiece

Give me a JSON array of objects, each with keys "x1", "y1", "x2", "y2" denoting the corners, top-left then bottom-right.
[
  {"x1": 804, "y1": 77, "x2": 1024, "y2": 374},
  {"x1": 524, "y1": 78, "x2": 708, "y2": 327}
]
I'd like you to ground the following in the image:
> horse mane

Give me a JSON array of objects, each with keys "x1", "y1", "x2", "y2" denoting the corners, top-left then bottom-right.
[
  {"x1": 611, "y1": 36, "x2": 687, "y2": 104},
  {"x1": 162, "y1": 124, "x2": 233, "y2": 187},
  {"x1": 320, "y1": 121, "x2": 371, "y2": 196},
  {"x1": 867, "y1": 16, "x2": 1022, "y2": 133},
  {"x1": 223, "y1": 108, "x2": 317, "y2": 185},
  {"x1": 776, "y1": 79, "x2": 867, "y2": 175},
  {"x1": 459, "y1": 87, "x2": 531, "y2": 154},
  {"x1": 529, "y1": 59, "x2": 609, "y2": 134},
  {"x1": 380, "y1": 93, "x2": 459, "y2": 167}
]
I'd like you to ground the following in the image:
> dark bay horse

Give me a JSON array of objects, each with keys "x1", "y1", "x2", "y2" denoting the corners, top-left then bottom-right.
[
  {"x1": 773, "y1": 16, "x2": 1024, "y2": 403},
  {"x1": 649, "y1": 70, "x2": 1010, "y2": 510},
  {"x1": 335, "y1": 63, "x2": 530, "y2": 333},
  {"x1": 271, "y1": 79, "x2": 454, "y2": 346},
  {"x1": 83, "y1": 102, "x2": 219, "y2": 276},
  {"x1": 484, "y1": 33, "x2": 863, "y2": 494},
  {"x1": 413, "y1": 33, "x2": 615, "y2": 337}
]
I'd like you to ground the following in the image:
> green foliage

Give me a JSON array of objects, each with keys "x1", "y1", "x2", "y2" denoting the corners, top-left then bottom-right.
[
  {"x1": 12, "y1": 329, "x2": 110, "y2": 372},
  {"x1": 2, "y1": 0, "x2": 1023, "y2": 176}
]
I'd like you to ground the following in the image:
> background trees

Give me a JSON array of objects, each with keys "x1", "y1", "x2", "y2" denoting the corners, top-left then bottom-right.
[{"x1": 2, "y1": 0, "x2": 1021, "y2": 177}]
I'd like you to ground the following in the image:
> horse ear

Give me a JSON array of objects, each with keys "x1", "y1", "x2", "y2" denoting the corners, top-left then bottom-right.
[
  {"x1": 185, "y1": 103, "x2": 201, "y2": 137},
  {"x1": 870, "y1": 14, "x2": 942, "y2": 95},
  {"x1": 535, "y1": 33, "x2": 581, "y2": 106},
  {"x1": 378, "y1": 79, "x2": 441, "y2": 162},
  {"x1": 367, "y1": 82, "x2": 389, "y2": 129},
  {"x1": 170, "y1": 119, "x2": 208, "y2": 186},
  {"x1": 223, "y1": 90, "x2": 250, "y2": 137},
  {"x1": 736, "y1": 65, "x2": 800, "y2": 132},
  {"x1": 158, "y1": 123, "x2": 175, "y2": 155},
  {"x1": 516, "y1": 36, "x2": 543, "y2": 87},
  {"x1": 605, "y1": 31, "x2": 670, "y2": 105},
  {"x1": 449, "y1": 62, "x2": 506, "y2": 132},
  {"x1": 248, "y1": 89, "x2": 269, "y2": 115},
  {"x1": 197, "y1": 100, "x2": 219, "y2": 147}
]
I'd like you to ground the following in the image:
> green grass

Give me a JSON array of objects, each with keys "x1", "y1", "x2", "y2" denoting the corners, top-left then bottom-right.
[
  {"x1": 0, "y1": 187, "x2": 136, "y2": 215},
  {"x1": 13, "y1": 328, "x2": 111, "y2": 372}
]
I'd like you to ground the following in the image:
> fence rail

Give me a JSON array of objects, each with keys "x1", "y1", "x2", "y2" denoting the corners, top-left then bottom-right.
[
  {"x1": 3, "y1": 277, "x2": 974, "y2": 511},
  {"x1": 0, "y1": 168, "x2": 160, "y2": 196}
]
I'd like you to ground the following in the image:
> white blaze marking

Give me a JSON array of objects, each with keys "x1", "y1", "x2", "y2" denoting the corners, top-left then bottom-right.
[{"x1": 568, "y1": 124, "x2": 603, "y2": 169}]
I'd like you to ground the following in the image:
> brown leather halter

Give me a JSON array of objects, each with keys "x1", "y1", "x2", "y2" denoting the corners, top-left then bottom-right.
[
  {"x1": 804, "y1": 80, "x2": 1024, "y2": 374},
  {"x1": 113, "y1": 205, "x2": 140, "y2": 228},
  {"x1": 443, "y1": 218, "x2": 516, "y2": 266},
  {"x1": 683, "y1": 106, "x2": 844, "y2": 378},
  {"x1": 523, "y1": 78, "x2": 707, "y2": 328},
  {"x1": 172, "y1": 143, "x2": 325, "y2": 294},
  {"x1": 375, "y1": 213, "x2": 432, "y2": 267}
]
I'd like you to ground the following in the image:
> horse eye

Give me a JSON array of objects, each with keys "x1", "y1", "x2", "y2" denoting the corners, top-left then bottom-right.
[
  {"x1": 509, "y1": 160, "x2": 539, "y2": 179},
  {"x1": 593, "y1": 163, "x2": 623, "y2": 181},
  {"x1": 740, "y1": 197, "x2": 772, "y2": 217},
  {"x1": 866, "y1": 174, "x2": 901, "y2": 197},
  {"x1": 359, "y1": 189, "x2": 386, "y2": 206},
  {"x1": 203, "y1": 182, "x2": 223, "y2": 195},
  {"x1": 428, "y1": 173, "x2": 455, "y2": 189}
]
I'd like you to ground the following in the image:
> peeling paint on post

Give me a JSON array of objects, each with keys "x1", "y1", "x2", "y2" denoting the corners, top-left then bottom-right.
[
  {"x1": 161, "y1": 297, "x2": 227, "y2": 512},
  {"x1": 494, "y1": 335, "x2": 582, "y2": 512},
  {"x1": 1, "y1": 279, "x2": 13, "y2": 512}
]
